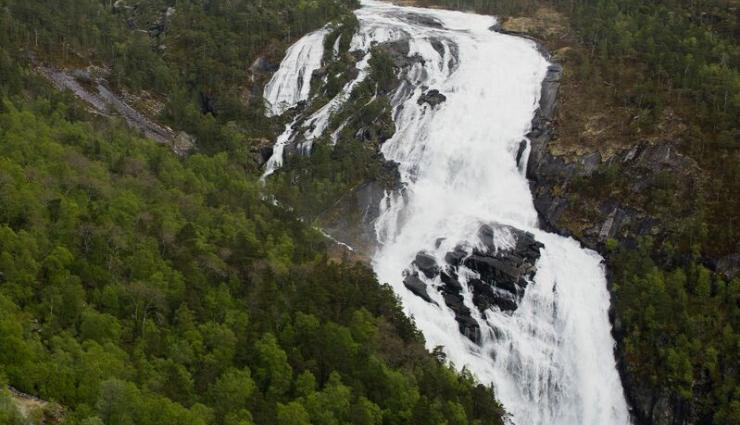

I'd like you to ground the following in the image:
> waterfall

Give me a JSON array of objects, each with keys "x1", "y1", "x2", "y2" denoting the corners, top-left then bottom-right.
[{"x1": 262, "y1": 1, "x2": 631, "y2": 423}]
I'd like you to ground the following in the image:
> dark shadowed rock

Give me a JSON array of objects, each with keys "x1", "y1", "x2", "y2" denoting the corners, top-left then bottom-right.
[
  {"x1": 404, "y1": 13, "x2": 444, "y2": 29},
  {"x1": 259, "y1": 146, "x2": 274, "y2": 164},
  {"x1": 440, "y1": 271, "x2": 463, "y2": 292},
  {"x1": 417, "y1": 89, "x2": 447, "y2": 107},
  {"x1": 464, "y1": 255, "x2": 522, "y2": 293},
  {"x1": 463, "y1": 225, "x2": 543, "y2": 314},
  {"x1": 442, "y1": 292, "x2": 480, "y2": 343},
  {"x1": 401, "y1": 224, "x2": 544, "y2": 344},
  {"x1": 516, "y1": 139, "x2": 528, "y2": 168},
  {"x1": 403, "y1": 273, "x2": 436, "y2": 304},
  {"x1": 414, "y1": 252, "x2": 439, "y2": 278},
  {"x1": 444, "y1": 245, "x2": 468, "y2": 266}
]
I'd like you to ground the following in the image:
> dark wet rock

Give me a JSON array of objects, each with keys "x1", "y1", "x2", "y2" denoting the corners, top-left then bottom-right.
[
  {"x1": 414, "y1": 252, "x2": 439, "y2": 278},
  {"x1": 469, "y1": 278, "x2": 495, "y2": 309},
  {"x1": 463, "y1": 225, "x2": 543, "y2": 313},
  {"x1": 491, "y1": 288, "x2": 519, "y2": 312},
  {"x1": 443, "y1": 292, "x2": 466, "y2": 313},
  {"x1": 401, "y1": 224, "x2": 543, "y2": 344},
  {"x1": 464, "y1": 255, "x2": 522, "y2": 293},
  {"x1": 440, "y1": 271, "x2": 463, "y2": 293},
  {"x1": 455, "y1": 313, "x2": 481, "y2": 344},
  {"x1": 403, "y1": 272, "x2": 436, "y2": 304},
  {"x1": 404, "y1": 13, "x2": 444, "y2": 29},
  {"x1": 317, "y1": 163, "x2": 400, "y2": 257},
  {"x1": 417, "y1": 89, "x2": 447, "y2": 107},
  {"x1": 257, "y1": 146, "x2": 273, "y2": 166},
  {"x1": 379, "y1": 39, "x2": 423, "y2": 71},
  {"x1": 441, "y1": 292, "x2": 481, "y2": 343},
  {"x1": 516, "y1": 139, "x2": 527, "y2": 168},
  {"x1": 430, "y1": 39, "x2": 445, "y2": 57},
  {"x1": 469, "y1": 279, "x2": 519, "y2": 313},
  {"x1": 444, "y1": 245, "x2": 468, "y2": 267}
]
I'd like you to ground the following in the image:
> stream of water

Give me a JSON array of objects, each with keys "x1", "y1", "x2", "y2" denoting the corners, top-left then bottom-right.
[{"x1": 262, "y1": 1, "x2": 631, "y2": 423}]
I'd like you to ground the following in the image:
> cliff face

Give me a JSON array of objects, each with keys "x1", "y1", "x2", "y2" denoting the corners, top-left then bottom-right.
[
  {"x1": 521, "y1": 21, "x2": 709, "y2": 425},
  {"x1": 526, "y1": 64, "x2": 704, "y2": 256}
]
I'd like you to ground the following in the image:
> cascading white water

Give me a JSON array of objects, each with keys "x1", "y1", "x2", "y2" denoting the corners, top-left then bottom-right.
[
  {"x1": 262, "y1": 1, "x2": 631, "y2": 424},
  {"x1": 264, "y1": 28, "x2": 330, "y2": 117}
]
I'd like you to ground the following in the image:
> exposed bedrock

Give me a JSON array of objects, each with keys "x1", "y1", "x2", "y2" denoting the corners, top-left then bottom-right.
[
  {"x1": 402, "y1": 224, "x2": 544, "y2": 344},
  {"x1": 524, "y1": 39, "x2": 710, "y2": 425},
  {"x1": 525, "y1": 60, "x2": 704, "y2": 257},
  {"x1": 417, "y1": 89, "x2": 447, "y2": 107}
]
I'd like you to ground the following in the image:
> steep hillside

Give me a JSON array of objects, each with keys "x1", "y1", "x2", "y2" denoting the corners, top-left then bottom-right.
[
  {"x1": 0, "y1": 1, "x2": 507, "y2": 424},
  {"x1": 416, "y1": 1, "x2": 739, "y2": 424}
]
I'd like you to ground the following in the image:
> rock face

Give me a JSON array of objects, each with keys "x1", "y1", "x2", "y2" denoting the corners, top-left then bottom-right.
[
  {"x1": 417, "y1": 89, "x2": 447, "y2": 107},
  {"x1": 403, "y1": 272, "x2": 436, "y2": 304},
  {"x1": 315, "y1": 39, "x2": 426, "y2": 256},
  {"x1": 317, "y1": 162, "x2": 400, "y2": 258},
  {"x1": 524, "y1": 40, "x2": 707, "y2": 425},
  {"x1": 525, "y1": 60, "x2": 703, "y2": 254},
  {"x1": 401, "y1": 224, "x2": 544, "y2": 344},
  {"x1": 38, "y1": 66, "x2": 195, "y2": 155}
]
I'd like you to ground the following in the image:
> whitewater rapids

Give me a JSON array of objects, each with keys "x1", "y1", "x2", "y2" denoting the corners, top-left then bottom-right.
[{"x1": 262, "y1": 1, "x2": 631, "y2": 424}]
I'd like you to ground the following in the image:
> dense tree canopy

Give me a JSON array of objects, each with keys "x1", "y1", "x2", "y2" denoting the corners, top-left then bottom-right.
[{"x1": 0, "y1": 1, "x2": 506, "y2": 424}]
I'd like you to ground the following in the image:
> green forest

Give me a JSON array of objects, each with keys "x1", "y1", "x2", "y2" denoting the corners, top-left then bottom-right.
[
  {"x1": 0, "y1": 0, "x2": 738, "y2": 424},
  {"x1": 0, "y1": 0, "x2": 507, "y2": 424}
]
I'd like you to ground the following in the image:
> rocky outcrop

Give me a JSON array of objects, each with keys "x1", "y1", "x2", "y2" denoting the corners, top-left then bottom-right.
[
  {"x1": 403, "y1": 13, "x2": 444, "y2": 29},
  {"x1": 401, "y1": 224, "x2": 544, "y2": 344},
  {"x1": 525, "y1": 62, "x2": 702, "y2": 253},
  {"x1": 317, "y1": 162, "x2": 400, "y2": 258},
  {"x1": 39, "y1": 66, "x2": 195, "y2": 156},
  {"x1": 524, "y1": 38, "x2": 707, "y2": 425},
  {"x1": 311, "y1": 39, "x2": 427, "y2": 257},
  {"x1": 417, "y1": 89, "x2": 447, "y2": 107}
]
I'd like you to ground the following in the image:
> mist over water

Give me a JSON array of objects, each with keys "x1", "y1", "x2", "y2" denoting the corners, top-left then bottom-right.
[{"x1": 262, "y1": 1, "x2": 631, "y2": 423}]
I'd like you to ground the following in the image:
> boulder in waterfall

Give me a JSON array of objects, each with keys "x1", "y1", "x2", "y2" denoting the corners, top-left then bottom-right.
[
  {"x1": 464, "y1": 255, "x2": 522, "y2": 293},
  {"x1": 400, "y1": 225, "x2": 544, "y2": 344},
  {"x1": 442, "y1": 292, "x2": 480, "y2": 343},
  {"x1": 414, "y1": 252, "x2": 439, "y2": 278},
  {"x1": 444, "y1": 245, "x2": 468, "y2": 267},
  {"x1": 404, "y1": 13, "x2": 444, "y2": 29},
  {"x1": 516, "y1": 139, "x2": 528, "y2": 168},
  {"x1": 440, "y1": 270, "x2": 463, "y2": 293},
  {"x1": 403, "y1": 272, "x2": 436, "y2": 305},
  {"x1": 417, "y1": 89, "x2": 447, "y2": 107},
  {"x1": 456, "y1": 225, "x2": 543, "y2": 315}
]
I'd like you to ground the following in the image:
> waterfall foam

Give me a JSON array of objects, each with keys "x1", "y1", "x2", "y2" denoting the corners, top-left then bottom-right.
[{"x1": 262, "y1": 1, "x2": 631, "y2": 423}]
